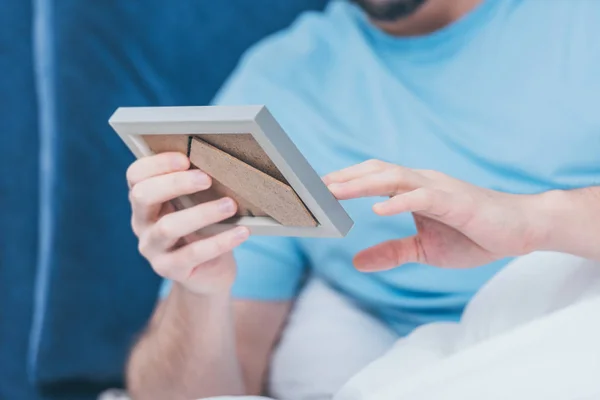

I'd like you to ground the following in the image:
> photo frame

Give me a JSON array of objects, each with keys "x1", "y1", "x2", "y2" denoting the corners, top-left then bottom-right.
[{"x1": 109, "y1": 105, "x2": 353, "y2": 237}]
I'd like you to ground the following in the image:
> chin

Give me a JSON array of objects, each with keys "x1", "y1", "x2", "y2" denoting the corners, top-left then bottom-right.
[{"x1": 352, "y1": 0, "x2": 428, "y2": 21}]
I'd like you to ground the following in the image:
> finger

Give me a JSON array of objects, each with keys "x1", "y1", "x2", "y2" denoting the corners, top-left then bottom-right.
[
  {"x1": 130, "y1": 169, "x2": 211, "y2": 225},
  {"x1": 139, "y1": 197, "x2": 238, "y2": 256},
  {"x1": 322, "y1": 159, "x2": 388, "y2": 185},
  {"x1": 373, "y1": 188, "x2": 443, "y2": 215},
  {"x1": 328, "y1": 168, "x2": 424, "y2": 200},
  {"x1": 152, "y1": 226, "x2": 250, "y2": 281},
  {"x1": 353, "y1": 237, "x2": 424, "y2": 272},
  {"x1": 126, "y1": 152, "x2": 190, "y2": 188},
  {"x1": 374, "y1": 188, "x2": 473, "y2": 228}
]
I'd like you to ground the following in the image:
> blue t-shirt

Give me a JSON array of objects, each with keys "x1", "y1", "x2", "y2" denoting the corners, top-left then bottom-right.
[{"x1": 210, "y1": 0, "x2": 600, "y2": 335}]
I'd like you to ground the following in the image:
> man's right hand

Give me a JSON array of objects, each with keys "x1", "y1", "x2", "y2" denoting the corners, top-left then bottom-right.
[{"x1": 126, "y1": 152, "x2": 250, "y2": 296}]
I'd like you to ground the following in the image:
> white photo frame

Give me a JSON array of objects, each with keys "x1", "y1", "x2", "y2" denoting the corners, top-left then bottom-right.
[{"x1": 109, "y1": 105, "x2": 353, "y2": 238}]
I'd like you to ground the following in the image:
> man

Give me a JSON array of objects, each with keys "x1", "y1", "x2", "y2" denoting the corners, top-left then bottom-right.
[{"x1": 124, "y1": 0, "x2": 600, "y2": 398}]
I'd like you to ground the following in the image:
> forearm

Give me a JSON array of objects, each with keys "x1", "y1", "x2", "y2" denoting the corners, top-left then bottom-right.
[
  {"x1": 127, "y1": 283, "x2": 244, "y2": 400},
  {"x1": 536, "y1": 187, "x2": 600, "y2": 261}
]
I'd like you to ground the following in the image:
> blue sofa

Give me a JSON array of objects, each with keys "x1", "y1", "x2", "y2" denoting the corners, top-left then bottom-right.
[{"x1": 0, "y1": 1, "x2": 327, "y2": 399}]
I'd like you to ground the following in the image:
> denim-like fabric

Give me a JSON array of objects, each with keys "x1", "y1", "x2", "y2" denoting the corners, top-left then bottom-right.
[{"x1": 1, "y1": 1, "x2": 326, "y2": 399}]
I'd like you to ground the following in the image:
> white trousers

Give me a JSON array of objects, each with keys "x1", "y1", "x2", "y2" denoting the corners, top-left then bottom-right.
[{"x1": 207, "y1": 252, "x2": 600, "y2": 400}]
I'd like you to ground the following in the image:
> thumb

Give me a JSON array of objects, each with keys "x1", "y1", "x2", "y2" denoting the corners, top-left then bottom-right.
[{"x1": 353, "y1": 236, "x2": 424, "y2": 272}]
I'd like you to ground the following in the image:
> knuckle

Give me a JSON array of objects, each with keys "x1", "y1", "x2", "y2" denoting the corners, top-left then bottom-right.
[
  {"x1": 151, "y1": 256, "x2": 172, "y2": 278},
  {"x1": 389, "y1": 168, "x2": 404, "y2": 181},
  {"x1": 180, "y1": 241, "x2": 205, "y2": 264},
  {"x1": 216, "y1": 236, "x2": 232, "y2": 255},
  {"x1": 154, "y1": 218, "x2": 176, "y2": 241},
  {"x1": 463, "y1": 192, "x2": 478, "y2": 209},
  {"x1": 137, "y1": 233, "x2": 151, "y2": 257},
  {"x1": 211, "y1": 234, "x2": 234, "y2": 256},
  {"x1": 418, "y1": 186, "x2": 433, "y2": 197},
  {"x1": 419, "y1": 189, "x2": 435, "y2": 207},
  {"x1": 173, "y1": 171, "x2": 196, "y2": 192},
  {"x1": 131, "y1": 216, "x2": 142, "y2": 237},
  {"x1": 126, "y1": 164, "x2": 140, "y2": 186},
  {"x1": 170, "y1": 171, "x2": 185, "y2": 188},
  {"x1": 366, "y1": 159, "x2": 385, "y2": 169},
  {"x1": 388, "y1": 168, "x2": 406, "y2": 191},
  {"x1": 421, "y1": 169, "x2": 443, "y2": 178},
  {"x1": 129, "y1": 185, "x2": 148, "y2": 206},
  {"x1": 390, "y1": 166, "x2": 406, "y2": 180}
]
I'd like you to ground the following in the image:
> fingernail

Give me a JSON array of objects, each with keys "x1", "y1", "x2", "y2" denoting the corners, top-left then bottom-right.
[
  {"x1": 219, "y1": 198, "x2": 235, "y2": 213},
  {"x1": 234, "y1": 227, "x2": 249, "y2": 240},
  {"x1": 194, "y1": 171, "x2": 209, "y2": 185}
]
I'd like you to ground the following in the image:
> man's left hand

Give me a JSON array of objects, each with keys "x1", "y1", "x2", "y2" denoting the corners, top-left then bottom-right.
[{"x1": 324, "y1": 160, "x2": 550, "y2": 271}]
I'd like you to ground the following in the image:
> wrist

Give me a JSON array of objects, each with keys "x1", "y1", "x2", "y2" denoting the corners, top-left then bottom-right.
[
  {"x1": 529, "y1": 189, "x2": 569, "y2": 253},
  {"x1": 171, "y1": 281, "x2": 232, "y2": 306},
  {"x1": 513, "y1": 191, "x2": 558, "y2": 255},
  {"x1": 163, "y1": 282, "x2": 233, "y2": 332},
  {"x1": 172, "y1": 253, "x2": 237, "y2": 298}
]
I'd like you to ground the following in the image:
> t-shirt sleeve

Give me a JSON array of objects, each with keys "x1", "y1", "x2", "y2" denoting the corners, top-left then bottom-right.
[{"x1": 230, "y1": 236, "x2": 307, "y2": 300}]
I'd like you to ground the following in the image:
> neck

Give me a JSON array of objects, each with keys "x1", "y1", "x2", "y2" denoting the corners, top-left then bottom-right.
[{"x1": 373, "y1": 0, "x2": 483, "y2": 36}]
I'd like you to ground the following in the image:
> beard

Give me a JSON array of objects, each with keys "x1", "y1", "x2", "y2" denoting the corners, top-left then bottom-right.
[{"x1": 351, "y1": 0, "x2": 428, "y2": 21}]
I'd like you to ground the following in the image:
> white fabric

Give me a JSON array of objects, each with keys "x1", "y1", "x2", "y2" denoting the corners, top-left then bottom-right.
[
  {"x1": 205, "y1": 252, "x2": 600, "y2": 400},
  {"x1": 336, "y1": 252, "x2": 600, "y2": 400},
  {"x1": 269, "y1": 278, "x2": 398, "y2": 399}
]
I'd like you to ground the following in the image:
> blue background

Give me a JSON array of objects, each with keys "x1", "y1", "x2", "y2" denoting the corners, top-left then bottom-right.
[{"x1": 0, "y1": 1, "x2": 327, "y2": 398}]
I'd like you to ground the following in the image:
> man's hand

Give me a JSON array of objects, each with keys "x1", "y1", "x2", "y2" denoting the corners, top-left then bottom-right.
[
  {"x1": 127, "y1": 152, "x2": 250, "y2": 295},
  {"x1": 324, "y1": 160, "x2": 549, "y2": 271},
  {"x1": 126, "y1": 153, "x2": 291, "y2": 399}
]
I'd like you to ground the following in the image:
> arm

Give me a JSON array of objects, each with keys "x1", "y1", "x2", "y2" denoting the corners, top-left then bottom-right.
[
  {"x1": 123, "y1": 153, "x2": 293, "y2": 399},
  {"x1": 536, "y1": 187, "x2": 600, "y2": 261},
  {"x1": 324, "y1": 160, "x2": 600, "y2": 271},
  {"x1": 127, "y1": 282, "x2": 291, "y2": 399}
]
